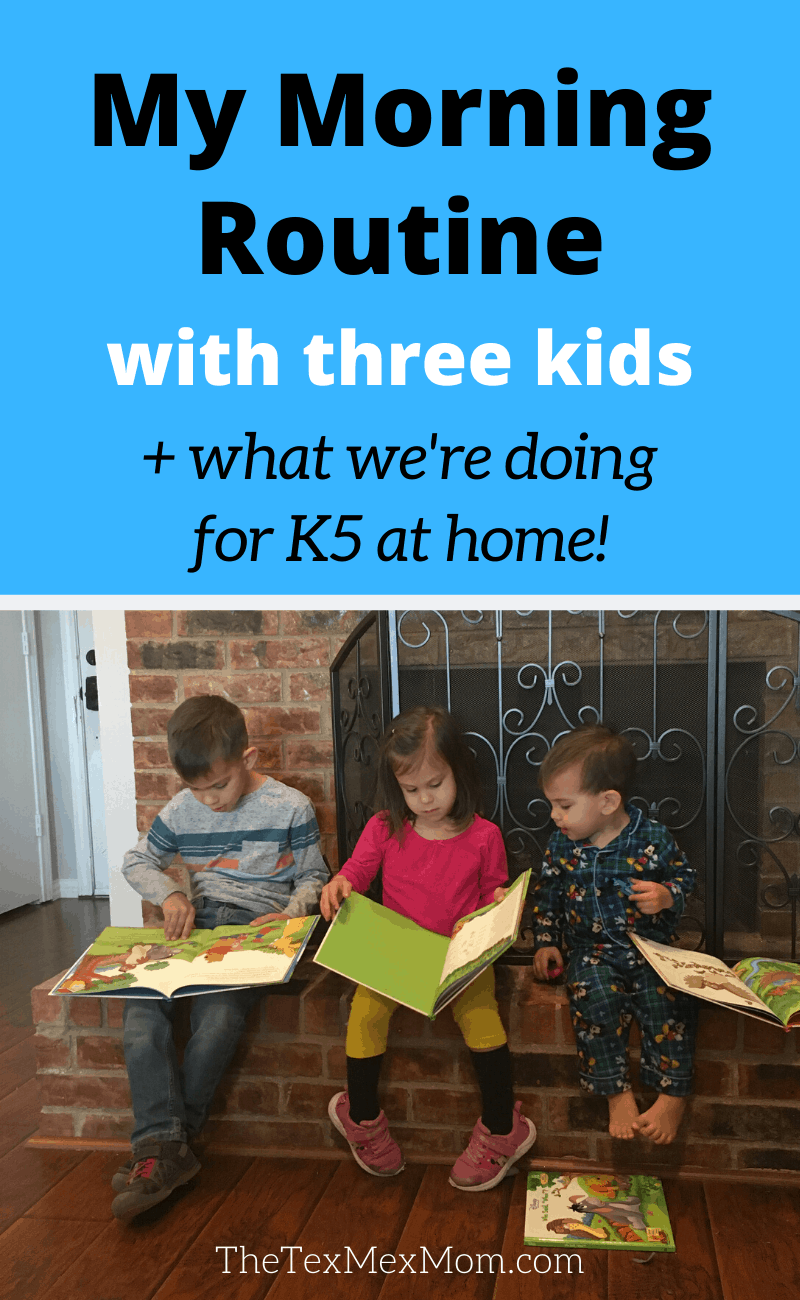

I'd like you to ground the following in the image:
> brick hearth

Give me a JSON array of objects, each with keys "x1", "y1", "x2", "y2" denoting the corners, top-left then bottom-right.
[{"x1": 31, "y1": 964, "x2": 800, "y2": 1176}]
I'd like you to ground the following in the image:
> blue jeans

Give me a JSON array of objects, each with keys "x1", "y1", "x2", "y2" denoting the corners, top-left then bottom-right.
[{"x1": 123, "y1": 898, "x2": 268, "y2": 1148}]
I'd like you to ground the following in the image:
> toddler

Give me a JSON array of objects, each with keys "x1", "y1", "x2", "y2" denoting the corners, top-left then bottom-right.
[
  {"x1": 532, "y1": 724, "x2": 697, "y2": 1143},
  {"x1": 321, "y1": 705, "x2": 536, "y2": 1190}
]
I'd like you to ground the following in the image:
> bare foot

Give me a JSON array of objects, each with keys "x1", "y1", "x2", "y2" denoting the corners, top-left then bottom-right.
[
  {"x1": 607, "y1": 1091, "x2": 640, "y2": 1139},
  {"x1": 633, "y1": 1095, "x2": 686, "y2": 1144}
]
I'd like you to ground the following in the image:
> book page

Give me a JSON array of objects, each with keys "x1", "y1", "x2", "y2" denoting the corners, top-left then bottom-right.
[
  {"x1": 82, "y1": 946, "x2": 297, "y2": 996},
  {"x1": 733, "y1": 957, "x2": 800, "y2": 1028},
  {"x1": 631, "y1": 935, "x2": 769, "y2": 1014},
  {"x1": 51, "y1": 918, "x2": 315, "y2": 997},
  {"x1": 438, "y1": 884, "x2": 522, "y2": 985}
]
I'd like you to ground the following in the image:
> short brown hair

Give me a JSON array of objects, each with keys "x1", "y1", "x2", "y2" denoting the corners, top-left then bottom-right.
[
  {"x1": 167, "y1": 695, "x2": 249, "y2": 781},
  {"x1": 539, "y1": 724, "x2": 637, "y2": 800},
  {"x1": 377, "y1": 706, "x2": 481, "y2": 837}
]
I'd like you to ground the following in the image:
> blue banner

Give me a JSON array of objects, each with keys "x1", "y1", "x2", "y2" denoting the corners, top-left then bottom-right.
[{"x1": 6, "y1": 3, "x2": 795, "y2": 595}]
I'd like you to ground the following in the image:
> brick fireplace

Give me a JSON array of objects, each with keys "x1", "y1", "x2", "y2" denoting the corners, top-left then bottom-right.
[{"x1": 29, "y1": 607, "x2": 800, "y2": 1178}]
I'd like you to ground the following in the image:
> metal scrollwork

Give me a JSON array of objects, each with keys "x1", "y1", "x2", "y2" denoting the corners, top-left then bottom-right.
[
  {"x1": 736, "y1": 840, "x2": 800, "y2": 961},
  {"x1": 387, "y1": 611, "x2": 712, "y2": 947},
  {"x1": 721, "y1": 613, "x2": 800, "y2": 959},
  {"x1": 332, "y1": 616, "x2": 389, "y2": 859},
  {"x1": 330, "y1": 607, "x2": 800, "y2": 959},
  {"x1": 726, "y1": 731, "x2": 799, "y2": 843}
]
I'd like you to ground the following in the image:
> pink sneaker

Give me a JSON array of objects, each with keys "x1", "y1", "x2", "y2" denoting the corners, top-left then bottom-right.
[
  {"x1": 449, "y1": 1101, "x2": 536, "y2": 1191},
  {"x1": 328, "y1": 1092, "x2": 405, "y2": 1177}
]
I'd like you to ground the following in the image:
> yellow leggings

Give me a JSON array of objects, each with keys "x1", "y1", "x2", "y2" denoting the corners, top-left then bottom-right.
[{"x1": 346, "y1": 967, "x2": 507, "y2": 1058}]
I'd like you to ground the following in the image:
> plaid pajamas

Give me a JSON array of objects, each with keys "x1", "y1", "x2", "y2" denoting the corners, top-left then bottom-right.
[
  {"x1": 567, "y1": 944, "x2": 697, "y2": 1095},
  {"x1": 532, "y1": 805, "x2": 697, "y2": 1097}
]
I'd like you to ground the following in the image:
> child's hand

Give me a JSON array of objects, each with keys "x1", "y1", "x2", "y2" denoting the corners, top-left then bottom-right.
[
  {"x1": 249, "y1": 912, "x2": 290, "y2": 925},
  {"x1": 534, "y1": 946, "x2": 564, "y2": 981},
  {"x1": 629, "y1": 880, "x2": 674, "y2": 914},
  {"x1": 493, "y1": 887, "x2": 507, "y2": 903},
  {"x1": 320, "y1": 874, "x2": 352, "y2": 921},
  {"x1": 162, "y1": 892, "x2": 195, "y2": 940}
]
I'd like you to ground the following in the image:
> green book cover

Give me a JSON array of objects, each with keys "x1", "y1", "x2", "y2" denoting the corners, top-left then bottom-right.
[
  {"x1": 314, "y1": 870, "x2": 529, "y2": 1017},
  {"x1": 524, "y1": 1171, "x2": 675, "y2": 1251},
  {"x1": 49, "y1": 916, "x2": 318, "y2": 999}
]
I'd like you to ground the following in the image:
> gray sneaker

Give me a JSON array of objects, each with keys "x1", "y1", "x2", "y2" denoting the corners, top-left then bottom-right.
[
  {"x1": 110, "y1": 1156, "x2": 135, "y2": 1194},
  {"x1": 111, "y1": 1142, "x2": 200, "y2": 1220},
  {"x1": 110, "y1": 1135, "x2": 202, "y2": 1193}
]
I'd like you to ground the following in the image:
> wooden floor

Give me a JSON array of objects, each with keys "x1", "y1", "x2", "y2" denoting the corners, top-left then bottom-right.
[
  {"x1": 1, "y1": 901, "x2": 799, "y2": 1300},
  {"x1": 0, "y1": 897, "x2": 110, "y2": 1026}
]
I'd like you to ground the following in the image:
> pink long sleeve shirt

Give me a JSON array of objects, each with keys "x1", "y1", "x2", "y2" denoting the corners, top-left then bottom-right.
[{"x1": 339, "y1": 814, "x2": 508, "y2": 937}]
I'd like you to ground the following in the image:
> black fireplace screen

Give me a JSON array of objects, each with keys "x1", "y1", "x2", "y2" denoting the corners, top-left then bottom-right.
[{"x1": 331, "y1": 610, "x2": 800, "y2": 962}]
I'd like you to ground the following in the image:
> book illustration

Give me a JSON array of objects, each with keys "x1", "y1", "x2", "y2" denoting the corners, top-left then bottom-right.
[
  {"x1": 524, "y1": 1172, "x2": 674, "y2": 1251},
  {"x1": 314, "y1": 870, "x2": 530, "y2": 1018},
  {"x1": 630, "y1": 934, "x2": 800, "y2": 1028},
  {"x1": 437, "y1": 884, "x2": 526, "y2": 996},
  {"x1": 50, "y1": 916, "x2": 317, "y2": 999},
  {"x1": 733, "y1": 957, "x2": 800, "y2": 1026}
]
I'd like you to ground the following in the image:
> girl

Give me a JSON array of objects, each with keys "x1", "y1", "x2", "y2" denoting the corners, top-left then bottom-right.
[{"x1": 320, "y1": 705, "x2": 536, "y2": 1191}]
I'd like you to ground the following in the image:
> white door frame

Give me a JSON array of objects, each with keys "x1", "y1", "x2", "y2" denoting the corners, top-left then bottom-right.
[
  {"x1": 59, "y1": 611, "x2": 96, "y2": 895},
  {"x1": 93, "y1": 610, "x2": 141, "y2": 927},
  {"x1": 22, "y1": 612, "x2": 53, "y2": 903}
]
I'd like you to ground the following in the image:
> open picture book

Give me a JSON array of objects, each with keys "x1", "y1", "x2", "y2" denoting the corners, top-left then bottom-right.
[
  {"x1": 524, "y1": 1171, "x2": 675, "y2": 1252},
  {"x1": 631, "y1": 933, "x2": 800, "y2": 1029},
  {"x1": 49, "y1": 915, "x2": 319, "y2": 1000},
  {"x1": 313, "y1": 869, "x2": 530, "y2": 1018}
]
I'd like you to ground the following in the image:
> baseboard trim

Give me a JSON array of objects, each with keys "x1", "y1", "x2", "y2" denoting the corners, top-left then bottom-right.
[
  {"x1": 51, "y1": 880, "x2": 81, "y2": 899},
  {"x1": 24, "y1": 1135, "x2": 800, "y2": 1185}
]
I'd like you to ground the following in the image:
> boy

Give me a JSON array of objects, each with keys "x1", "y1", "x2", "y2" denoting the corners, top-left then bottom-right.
[
  {"x1": 532, "y1": 724, "x2": 696, "y2": 1144},
  {"x1": 112, "y1": 695, "x2": 328, "y2": 1219}
]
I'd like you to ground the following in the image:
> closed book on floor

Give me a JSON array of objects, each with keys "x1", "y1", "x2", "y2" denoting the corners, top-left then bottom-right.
[
  {"x1": 313, "y1": 869, "x2": 529, "y2": 1017},
  {"x1": 524, "y1": 1171, "x2": 675, "y2": 1251}
]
